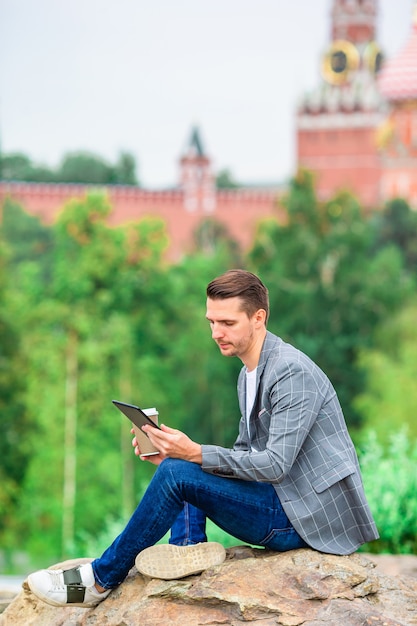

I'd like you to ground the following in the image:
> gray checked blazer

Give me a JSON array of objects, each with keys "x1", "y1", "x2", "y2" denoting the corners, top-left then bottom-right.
[{"x1": 201, "y1": 331, "x2": 379, "y2": 555}]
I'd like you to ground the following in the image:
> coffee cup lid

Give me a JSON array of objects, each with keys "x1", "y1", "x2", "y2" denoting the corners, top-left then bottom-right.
[{"x1": 143, "y1": 407, "x2": 158, "y2": 416}]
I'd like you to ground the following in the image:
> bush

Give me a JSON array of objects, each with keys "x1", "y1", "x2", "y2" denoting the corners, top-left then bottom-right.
[{"x1": 359, "y1": 428, "x2": 417, "y2": 554}]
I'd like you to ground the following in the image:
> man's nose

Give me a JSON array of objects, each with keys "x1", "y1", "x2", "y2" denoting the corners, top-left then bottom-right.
[{"x1": 211, "y1": 323, "x2": 223, "y2": 339}]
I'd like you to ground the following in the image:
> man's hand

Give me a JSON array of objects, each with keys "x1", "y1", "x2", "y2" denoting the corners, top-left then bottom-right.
[
  {"x1": 131, "y1": 425, "x2": 202, "y2": 466},
  {"x1": 131, "y1": 429, "x2": 164, "y2": 465},
  {"x1": 145, "y1": 424, "x2": 203, "y2": 464}
]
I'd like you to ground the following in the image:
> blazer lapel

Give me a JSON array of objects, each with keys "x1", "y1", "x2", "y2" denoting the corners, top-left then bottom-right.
[{"x1": 238, "y1": 332, "x2": 282, "y2": 443}]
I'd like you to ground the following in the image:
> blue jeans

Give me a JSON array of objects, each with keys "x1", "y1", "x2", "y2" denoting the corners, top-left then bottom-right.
[
  {"x1": 169, "y1": 502, "x2": 207, "y2": 545},
  {"x1": 92, "y1": 458, "x2": 307, "y2": 588}
]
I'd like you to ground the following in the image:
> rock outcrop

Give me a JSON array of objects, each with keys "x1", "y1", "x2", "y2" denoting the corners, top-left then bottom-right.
[{"x1": 2, "y1": 547, "x2": 417, "y2": 625}]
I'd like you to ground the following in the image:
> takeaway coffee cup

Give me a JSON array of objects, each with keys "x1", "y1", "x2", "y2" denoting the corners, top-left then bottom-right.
[{"x1": 133, "y1": 407, "x2": 159, "y2": 456}]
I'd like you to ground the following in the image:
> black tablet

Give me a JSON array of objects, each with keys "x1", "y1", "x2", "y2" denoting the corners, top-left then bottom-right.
[{"x1": 112, "y1": 400, "x2": 161, "y2": 431}]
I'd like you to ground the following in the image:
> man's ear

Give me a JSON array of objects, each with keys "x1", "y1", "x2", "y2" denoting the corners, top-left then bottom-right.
[{"x1": 254, "y1": 309, "x2": 267, "y2": 326}]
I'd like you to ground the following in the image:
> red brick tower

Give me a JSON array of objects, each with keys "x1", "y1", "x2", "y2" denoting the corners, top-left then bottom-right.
[
  {"x1": 297, "y1": 0, "x2": 385, "y2": 207},
  {"x1": 179, "y1": 126, "x2": 216, "y2": 213},
  {"x1": 377, "y1": 4, "x2": 417, "y2": 207}
]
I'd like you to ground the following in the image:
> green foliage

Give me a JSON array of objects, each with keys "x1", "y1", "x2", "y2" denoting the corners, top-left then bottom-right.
[
  {"x1": 0, "y1": 193, "x2": 170, "y2": 564},
  {"x1": 216, "y1": 168, "x2": 239, "y2": 189},
  {"x1": 359, "y1": 430, "x2": 417, "y2": 554},
  {"x1": 126, "y1": 251, "x2": 244, "y2": 446},
  {"x1": 0, "y1": 193, "x2": 246, "y2": 567},
  {"x1": 59, "y1": 152, "x2": 113, "y2": 184},
  {"x1": 1, "y1": 153, "x2": 33, "y2": 180},
  {"x1": 1, "y1": 170, "x2": 417, "y2": 571},
  {"x1": 0, "y1": 231, "x2": 30, "y2": 555},
  {"x1": 284, "y1": 168, "x2": 319, "y2": 229},
  {"x1": 249, "y1": 173, "x2": 414, "y2": 428},
  {"x1": 193, "y1": 218, "x2": 243, "y2": 265},
  {"x1": 0, "y1": 149, "x2": 139, "y2": 185},
  {"x1": 0, "y1": 153, "x2": 56, "y2": 182},
  {"x1": 113, "y1": 152, "x2": 138, "y2": 186},
  {"x1": 372, "y1": 198, "x2": 417, "y2": 272},
  {"x1": 354, "y1": 301, "x2": 417, "y2": 441},
  {"x1": 0, "y1": 199, "x2": 54, "y2": 288}
]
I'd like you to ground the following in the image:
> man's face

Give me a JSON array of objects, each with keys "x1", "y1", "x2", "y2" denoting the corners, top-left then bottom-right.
[{"x1": 206, "y1": 296, "x2": 261, "y2": 361}]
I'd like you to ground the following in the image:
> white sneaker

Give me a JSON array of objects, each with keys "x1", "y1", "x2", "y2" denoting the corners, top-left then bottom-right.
[
  {"x1": 27, "y1": 562, "x2": 111, "y2": 608},
  {"x1": 135, "y1": 542, "x2": 226, "y2": 580}
]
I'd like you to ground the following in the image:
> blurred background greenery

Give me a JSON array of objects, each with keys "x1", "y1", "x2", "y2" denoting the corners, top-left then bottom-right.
[{"x1": 1, "y1": 167, "x2": 416, "y2": 574}]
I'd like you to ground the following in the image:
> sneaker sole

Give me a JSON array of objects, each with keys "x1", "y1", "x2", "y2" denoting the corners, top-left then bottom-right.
[{"x1": 135, "y1": 542, "x2": 226, "y2": 580}]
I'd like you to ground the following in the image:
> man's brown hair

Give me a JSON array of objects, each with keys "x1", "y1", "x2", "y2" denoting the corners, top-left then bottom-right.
[{"x1": 206, "y1": 269, "x2": 269, "y2": 322}]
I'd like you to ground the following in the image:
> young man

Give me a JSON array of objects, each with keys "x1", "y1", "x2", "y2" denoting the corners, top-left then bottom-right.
[{"x1": 28, "y1": 270, "x2": 379, "y2": 608}]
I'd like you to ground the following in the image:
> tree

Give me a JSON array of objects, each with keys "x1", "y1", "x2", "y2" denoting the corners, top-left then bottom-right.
[
  {"x1": 249, "y1": 170, "x2": 414, "y2": 428},
  {"x1": 0, "y1": 153, "x2": 33, "y2": 180},
  {"x1": 216, "y1": 168, "x2": 239, "y2": 189},
  {"x1": 58, "y1": 151, "x2": 114, "y2": 185},
  {"x1": 9, "y1": 193, "x2": 125, "y2": 560},
  {"x1": 0, "y1": 226, "x2": 31, "y2": 569},
  {"x1": 0, "y1": 153, "x2": 56, "y2": 182},
  {"x1": 8, "y1": 192, "x2": 175, "y2": 563},
  {"x1": 145, "y1": 252, "x2": 243, "y2": 447},
  {"x1": 372, "y1": 198, "x2": 417, "y2": 273},
  {"x1": 113, "y1": 152, "x2": 138, "y2": 185},
  {"x1": 354, "y1": 301, "x2": 417, "y2": 442},
  {"x1": 193, "y1": 218, "x2": 242, "y2": 264},
  {"x1": 0, "y1": 198, "x2": 54, "y2": 285},
  {"x1": 0, "y1": 150, "x2": 139, "y2": 185},
  {"x1": 58, "y1": 150, "x2": 139, "y2": 186}
]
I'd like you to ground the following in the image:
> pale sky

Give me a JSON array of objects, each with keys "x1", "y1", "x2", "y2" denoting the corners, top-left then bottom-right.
[{"x1": 0, "y1": 0, "x2": 414, "y2": 188}]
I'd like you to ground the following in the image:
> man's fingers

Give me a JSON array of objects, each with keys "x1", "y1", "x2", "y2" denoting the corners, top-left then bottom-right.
[{"x1": 159, "y1": 424, "x2": 176, "y2": 434}]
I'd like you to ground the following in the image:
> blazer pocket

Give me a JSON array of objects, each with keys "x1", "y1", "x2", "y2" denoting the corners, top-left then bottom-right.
[{"x1": 312, "y1": 461, "x2": 356, "y2": 494}]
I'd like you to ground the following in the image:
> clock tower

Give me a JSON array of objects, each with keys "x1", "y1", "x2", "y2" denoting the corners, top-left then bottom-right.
[{"x1": 297, "y1": 0, "x2": 385, "y2": 207}]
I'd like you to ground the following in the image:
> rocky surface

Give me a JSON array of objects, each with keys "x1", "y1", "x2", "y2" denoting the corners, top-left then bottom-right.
[{"x1": 2, "y1": 547, "x2": 417, "y2": 626}]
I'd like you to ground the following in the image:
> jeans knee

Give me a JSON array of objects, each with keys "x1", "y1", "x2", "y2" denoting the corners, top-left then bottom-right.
[
  {"x1": 157, "y1": 458, "x2": 190, "y2": 482},
  {"x1": 159, "y1": 457, "x2": 184, "y2": 472},
  {"x1": 157, "y1": 458, "x2": 203, "y2": 487}
]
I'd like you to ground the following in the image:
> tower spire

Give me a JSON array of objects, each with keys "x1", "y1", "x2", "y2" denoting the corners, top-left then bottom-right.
[
  {"x1": 179, "y1": 126, "x2": 216, "y2": 213},
  {"x1": 187, "y1": 126, "x2": 205, "y2": 158}
]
